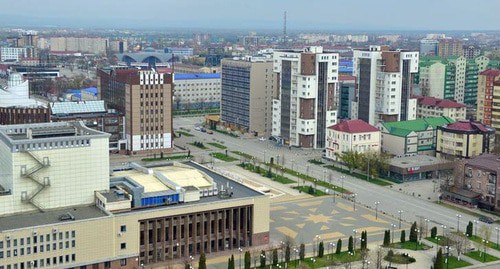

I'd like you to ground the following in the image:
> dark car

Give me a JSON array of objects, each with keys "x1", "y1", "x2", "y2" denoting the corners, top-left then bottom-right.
[{"x1": 479, "y1": 216, "x2": 494, "y2": 224}]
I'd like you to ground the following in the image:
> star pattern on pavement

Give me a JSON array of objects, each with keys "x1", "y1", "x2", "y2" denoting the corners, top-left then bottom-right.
[{"x1": 303, "y1": 213, "x2": 332, "y2": 224}]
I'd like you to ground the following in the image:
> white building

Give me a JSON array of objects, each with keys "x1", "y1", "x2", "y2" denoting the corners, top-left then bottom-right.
[
  {"x1": 173, "y1": 73, "x2": 221, "y2": 111},
  {"x1": 325, "y1": 120, "x2": 381, "y2": 161},
  {"x1": 0, "y1": 47, "x2": 27, "y2": 62},
  {"x1": 0, "y1": 121, "x2": 110, "y2": 216},
  {"x1": 272, "y1": 46, "x2": 339, "y2": 148},
  {"x1": 0, "y1": 73, "x2": 41, "y2": 107},
  {"x1": 416, "y1": 96, "x2": 466, "y2": 121},
  {"x1": 352, "y1": 46, "x2": 419, "y2": 125}
]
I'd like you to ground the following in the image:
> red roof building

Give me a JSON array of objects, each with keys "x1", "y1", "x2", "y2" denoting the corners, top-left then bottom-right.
[
  {"x1": 416, "y1": 96, "x2": 466, "y2": 121},
  {"x1": 329, "y1": 119, "x2": 379, "y2": 133},
  {"x1": 326, "y1": 120, "x2": 380, "y2": 161}
]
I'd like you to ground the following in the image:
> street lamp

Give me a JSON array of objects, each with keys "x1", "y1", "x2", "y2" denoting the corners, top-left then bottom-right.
[
  {"x1": 473, "y1": 220, "x2": 479, "y2": 237},
  {"x1": 414, "y1": 229, "x2": 420, "y2": 250},
  {"x1": 329, "y1": 242, "x2": 335, "y2": 258},
  {"x1": 340, "y1": 176, "x2": 345, "y2": 197},
  {"x1": 353, "y1": 230, "x2": 358, "y2": 254},
  {"x1": 263, "y1": 150, "x2": 267, "y2": 164},
  {"x1": 441, "y1": 225, "x2": 447, "y2": 237},
  {"x1": 332, "y1": 185, "x2": 336, "y2": 203},
  {"x1": 456, "y1": 214, "x2": 462, "y2": 232},
  {"x1": 375, "y1": 201, "x2": 380, "y2": 219},
  {"x1": 435, "y1": 237, "x2": 440, "y2": 254},
  {"x1": 391, "y1": 224, "x2": 396, "y2": 244},
  {"x1": 238, "y1": 247, "x2": 243, "y2": 269},
  {"x1": 313, "y1": 235, "x2": 320, "y2": 256},
  {"x1": 311, "y1": 258, "x2": 316, "y2": 269},
  {"x1": 482, "y1": 239, "x2": 489, "y2": 262},
  {"x1": 322, "y1": 169, "x2": 326, "y2": 182},
  {"x1": 352, "y1": 193, "x2": 357, "y2": 211},
  {"x1": 347, "y1": 252, "x2": 354, "y2": 269},
  {"x1": 293, "y1": 248, "x2": 299, "y2": 268},
  {"x1": 495, "y1": 227, "x2": 500, "y2": 249},
  {"x1": 424, "y1": 218, "x2": 430, "y2": 238},
  {"x1": 398, "y1": 210, "x2": 404, "y2": 228}
]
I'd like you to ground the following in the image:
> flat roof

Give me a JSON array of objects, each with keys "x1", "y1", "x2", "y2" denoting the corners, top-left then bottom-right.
[
  {"x1": 113, "y1": 169, "x2": 170, "y2": 193},
  {"x1": 0, "y1": 206, "x2": 108, "y2": 232},
  {"x1": 155, "y1": 165, "x2": 213, "y2": 189},
  {"x1": 390, "y1": 155, "x2": 449, "y2": 169}
]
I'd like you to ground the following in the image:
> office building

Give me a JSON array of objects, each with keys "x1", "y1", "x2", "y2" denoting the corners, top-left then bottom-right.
[
  {"x1": 438, "y1": 38, "x2": 463, "y2": 58},
  {"x1": 221, "y1": 57, "x2": 274, "y2": 137},
  {"x1": 476, "y1": 69, "x2": 500, "y2": 126},
  {"x1": 352, "y1": 46, "x2": 419, "y2": 126},
  {"x1": 0, "y1": 47, "x2": 27, "y2": 62},
  {"x1": 436, "y1": 120, "x2": 495, "y2": 160},
  {"x1": 164, "y1": 47, "x2": 194, "y2": 57},
  {"x1": 325, "y1": 119, "x2": 380, "y2": 161},
  {"x1": 338, "y1": 75, "x2": 356, "y2": 119},
  {"x1": 0, "y1": 122, "x2": 270, "y2": 268},
  {"x1": 416, "y1": 96, "x2": 466, "y2": 121},
  {"x1": 173, "y1": 73, "x2": 221, "y2": 111},
  {"x1": 419, "y1": 39, "x2": 439, "y2": 56},
  {"x1": 377, "y1": 116, "x2": 455, "y2": 156},
  {"x1": 271, "y1": 46, "x2": 339, "y2": 148},
  {"x1": 97, "y1": 67, "x2": 173, "y2": 154}
]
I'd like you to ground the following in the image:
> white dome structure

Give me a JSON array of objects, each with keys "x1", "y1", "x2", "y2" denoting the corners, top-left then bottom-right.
[{"x1": 0, "y1": 73, "x2": 39, "y2": 107}]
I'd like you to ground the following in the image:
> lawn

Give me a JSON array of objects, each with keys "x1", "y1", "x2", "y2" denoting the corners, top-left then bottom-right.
[
  {"x1": 426, "y1": 236, "x2": 451, "y2": 246},
  {"x1": 301, "y1": 251, "x2": 362, "y2": 267},
  {"x1": 442, "y1": 255, "x2": 472, "y2": 268},
  {"x1": 238, "y1": 163, "x2": 295, "y2": 184},
  {"x1": 391, "y1": 241, "x2": 430, "y2": 250},
  {"x1": 324, "y1": 165, "x2": 392, "y2": 186},
  {"x1": 465, "y1": 250, "x2": 500, "y2": 263},
  {"x1": 467, "y1": 235, "x2": 499, "y2": 250},
  {"x1": 189, "y1": 142, "x2": 208, "y2": 149},
  {"x1": 207, "y1": 142, "x2": 227, "y2": 149},
  {"x1": 293, "y1": 186, "x2": 329, "y2": 197},
  {"x1": 142, "y1": 155, "x2": 192, "y2": 162},
  {"x1": 214, "y1": 129, "x2": 239, "y2": 137},
  {"x1": 176, "y1": 131, "x2": 193, "y2": 137},
  {"x1": 384, "y1": 253, "x2": 416, "y2": 264},
  {"x1": 308, "y1": 159, "x2": 325, "y2": 165},
  {"x1": 210, "y1": 152, "x2": 238, "y2": 162},
  {"x1": 231, "y1": 151, "x2": 254, "y2": 160}
]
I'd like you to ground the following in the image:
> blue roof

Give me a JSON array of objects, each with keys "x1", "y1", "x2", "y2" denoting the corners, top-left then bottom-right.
[
  {"x1": 64, "y1": 87, "x2": 98, "y2": 96},
  {"x1": 174, "y1": 73, "x2": 221, "y2": 80}
]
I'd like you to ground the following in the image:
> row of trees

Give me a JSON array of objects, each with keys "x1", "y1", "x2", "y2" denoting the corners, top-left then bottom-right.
[{"x1": 339, "y1": 151, "x2": 390, "y2": 178}]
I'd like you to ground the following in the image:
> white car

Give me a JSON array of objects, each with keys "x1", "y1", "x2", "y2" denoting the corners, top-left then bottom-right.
[
  {"x1": 194, "y1": 127, "x2": 201, "y2": 131},
  {"x1": 258, "y1": 137, "x2": 266, "y2": 141}
]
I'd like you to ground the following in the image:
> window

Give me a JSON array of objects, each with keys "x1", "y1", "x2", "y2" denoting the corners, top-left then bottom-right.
[
  {"x1": 120, "y1": 243, "x2": 126, "y2": 250},
  {"x1": 120, "y1": 259, "x2": 127, "y2": 266}
]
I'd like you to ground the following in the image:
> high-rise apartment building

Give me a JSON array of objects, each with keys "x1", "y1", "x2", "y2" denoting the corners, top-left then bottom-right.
[
  {"x1": 420, "y1": 39, "x2": 439, "y2": 56},
  {"x1": 49, "y1": 37, "x2": 109, "y2": 54},
  {"x1": 220, "y1": 57, "x2": 274, "y2": 137},
  {"x1": 97, "y1": 67, "x2": 173, "y2": 154},
  {"x1": 338, "y1": 75, "x2": 356, "y2": 119},
  {"x1": 352, "y1": 46, "x2": 419, "y2": 126},
  {"x1": 438, "y1": 38, "x2": 463, "y2": 58},
  {"x1": 463, "y1": 45, "x2": 481, "y2": 60},
  {"x1": 271, "y1": 46, "x2": 339, "y2": 148},
  {"x1": 477, "y1": 69, "x2": 500, "y2": 126}
]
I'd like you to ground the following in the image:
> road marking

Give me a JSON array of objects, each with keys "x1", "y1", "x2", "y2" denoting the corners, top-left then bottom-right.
[
  {"x1": 362, "y1": 214, "x2": 389, "y2": 223},
  {"x1": 336, "y1": 202, "x2": 354, "y2": 212},
  {"x1": 275, "y1": 226, "x2": 298, "y2": 239},
  {"x1": 320, "y1": 225, "x2": 329, "y2": 231},
  {"x1": 285, "y1": 210, "x2": 300, "y2": 215},
  {"x1": 318, "y1": 231, "x2": 345, "y2": 240},
  {"x1": 296, "y1": 223, "x2": 305, "y2": 228},
  {"x1": 308, "y1": 208, "x2": 318, "y2": 213},
  {"x1": 298, "y1": 200, "x2": 323, "y2": 207},
  {"x1": 271, "y1": 206, "x2": 287, "y2": 211},
  {"x1": 342, "y1": 216, "x2": 356, "y2": 221}
]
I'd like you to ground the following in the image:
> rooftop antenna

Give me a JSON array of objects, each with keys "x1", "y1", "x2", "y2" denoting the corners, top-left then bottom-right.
[{"x1": 283, "y1": 11, "x2": 287, "y2": 47}]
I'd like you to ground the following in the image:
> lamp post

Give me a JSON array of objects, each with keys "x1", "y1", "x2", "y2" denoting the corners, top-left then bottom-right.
[
  {"x1": 391, "y1": 224, "x2": 396, "y2": 244},
  {"x1": 238, "y1": 247, "x2": 243, "y2": 269},
  {"x1": 456, "y1": 214, "x2": 462, "y2": 232},
  {"x1": 340, "y1": 176, "x2": 345, "y2": 198},
  {"x1": 306, "y1": 164, "x2": 310, "y2": 178},
  {"x1": 495, "y1": 227, "x2": 500, "y2": 249},
  {"x1": 260, "y1": 253, "x2": 266, "y2": 268},
  {"x1": 415, "y1": 229, "x2": 420, "y2": 250},
  {"x1": 311, "y1": 258, "x2": 316, "y2": 269},
  {"x1": 473, "y1": 220, "x2": 479, "y2": 237},
  {"x1": 348, "y1": 252, "x2": 354, "y2": 269},
  {"x1": 332, "y1": 185, "x2": 336, "y2": 203},
  {"x1": 353, "y1": 230, "x2": 358, "y2": 254},
  {"x1": 398, "y1": 210, "x2": 404, "y2": 229},
  {"x1": 263, "y1": 150, "x2": 267, "y2": 164},
  {"x1": 482, "y1": 239, "x2": 488, "y2": 262},
  {"x1": 424, "y1": 218, "x2": 430, "y2": 238},
  {"x1": 294, "y1": 248, "x2": 299, "y2": 268},
  {"x1": 435, "y1": 237, "x2": 440, "y2": 254},
  {"x1": 441, "y1": 225, "x2": 447, "y2": 237},
  {"x1": 352, "y1": 193, "x2": 357, "y2": 211},
  {"x1": 322, "y1": 169, "x2": 326, "y2": 182},
  {"x1": 329, "y1": 242, "x2": 335, "y2": 259},
  {"x1": 375, "y1": 201, "x2": 380, "y2": 219},
  {"x1": 313, "y1": 235, "x2": 320, "y2": 256}
]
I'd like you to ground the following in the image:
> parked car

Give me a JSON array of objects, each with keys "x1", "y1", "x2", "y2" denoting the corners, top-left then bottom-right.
[
  {"x1": 207, "y1": 130, "x2": 213, "y2": 134},
  {"x1": 258, "y1": 137, "x2": 266, "y2": 141},
  {"x1": 479, "y1": 216, "x2": 494, "y2": 224},
  {"x1": 194, "y1": 127, "x2": 201, "y2": 131},
  {"x1": 200, "y1": 127, "x2": 207, "y2": 132}
]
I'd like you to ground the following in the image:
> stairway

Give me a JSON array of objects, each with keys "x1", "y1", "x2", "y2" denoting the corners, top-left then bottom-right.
[{"x1": 21, "y1": 151, "x2": 50, "y2": 211}]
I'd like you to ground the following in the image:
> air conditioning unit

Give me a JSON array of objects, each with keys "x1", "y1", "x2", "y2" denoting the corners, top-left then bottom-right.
[
  {"x1": 5, "y1": 235, "x2": 11, "y2": 240},
  {"x1": 33, "y1": 231, "x2": 37, "y2": 236},
  {"x1": 118, "y1": 232, "x2": 123, "y2": 237},
  {"x1": 52, "y1": 228, "x2": 58, "y2": 233}
]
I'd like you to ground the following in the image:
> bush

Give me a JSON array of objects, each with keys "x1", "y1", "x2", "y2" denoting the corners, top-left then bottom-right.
[
  {"x1": 431, "y1": 227, "x2": 438, "y2": 238},
  {"x1": 400, "y1": 230, "x2": 406, "y2": 243},
  {"x1": 336, "y1": 239, "x2": 342, "y2": 254}
]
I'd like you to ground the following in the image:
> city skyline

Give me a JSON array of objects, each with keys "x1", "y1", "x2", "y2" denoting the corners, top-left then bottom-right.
[{"x1": 0, "y1": 0, "x2": 499, "y2": 31}]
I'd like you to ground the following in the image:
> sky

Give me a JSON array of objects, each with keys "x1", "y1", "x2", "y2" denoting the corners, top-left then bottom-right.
[{"x1": 0, "y1": 0, "x2": 499, "y2": 31}]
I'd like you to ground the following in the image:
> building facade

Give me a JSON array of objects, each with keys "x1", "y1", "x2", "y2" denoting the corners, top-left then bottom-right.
[
  {"x1": 272, "y1": 46, "x2": 339, "y2": 148},
  {"x1": 173, "y1": 73, "x2": 221, "y2": 111},
  {"x1": 436, "y1": 120, "x2": 495, "y2": 160},
  {"x1": 438, "y1": 39, "x2": 463, "y2": 58},
  {"x1": 419, "y1": 39, "x2": 439, "y2": 56},
  {"x1": 97, "y1": 67, "x2": 173, "y2": 154},
  {"x1": 325, "y1": 120, "x2": 380, "y2": 161},
  {"x1": 416, "y1": 96, "x2": 466, "y2": 121},
  {"x1": 49, "y1": 37, "x2": 108, "y2": 54},
  {"x1": 352, "y1": 46, "x2": 419, "y2": 126},
  {"x1": 221, "y1": 58, "x2": 274, "y2": 137},
  {"x1": 338, "y1": 75, "x2": 356, "y2": 120},
  {"x1": 476, "y1": 69, "x2": 500, "y2": 126},
  {"x1": 377, "y1": 116, "x2": 455, "y2": 156},
  {"x1": 0, "y1": 47, "x2": 27, "y2": 62}
]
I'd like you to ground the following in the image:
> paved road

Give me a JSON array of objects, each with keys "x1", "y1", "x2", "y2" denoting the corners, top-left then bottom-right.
[{"x1": 173, "y1": 116, "x2": 500, "y2": 235}]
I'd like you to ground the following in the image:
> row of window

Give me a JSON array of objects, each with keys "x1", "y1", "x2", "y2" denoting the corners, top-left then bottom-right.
[
  {"x1": 0, "y1": 254, "x2": 76, "y2": 269},
  {"x1": 0, "y1": 231, "x2": 75, "y2": 250},
  {"x1": 0, "y1": 240, "x2": 75, "y2": 259}
]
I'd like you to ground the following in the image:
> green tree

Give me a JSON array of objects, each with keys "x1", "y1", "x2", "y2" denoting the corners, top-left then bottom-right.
[
  {"x1": 361, "y1": 230, "x2": 368, "y2": 250},
  {"x1": 318, "y1": 241, "x2": 324, "y2": 257},
  {"x1": 244, "y1": 251, "x2": 251, "y2": 269},
  {"x1": 348, "y1": 236, "x2": 354, "y2": 252},
  {"x1": 260, "y1": 250, "x2": 266, "y2": 268},
  {"x1": 409, "y1": 222, "x2": 418, "y2": 243},
  {"x1": 340, "y1": 151, "x2": 361, "y2": 173},
  {"x1": 383, "y1": 230, "x2": 391, "y2": 247},
  {"x1": 466, "y1": 221, "x2": 473, "y2": 237},
  {"x1": 199, "y1": 252, "x2": 207, "y2": 269},
  {"x1": 431, "y1": 227, "x2": 438, "y2": 238},
  {"x1": 185, "y1": 263, "x2": 191, "y2": 269},
  {"x1": 434, "y1": 248, "x2": 444, "y2": 269},
  {"x1": 272, "y1": 249, "x2": 278, "y2": 265},
  {"x1": 299, "y1": 243, "x2": 305, "y2": 261},
  {"x1": 336, "y1": 239, "x2": 342, "y2": 254},
  {"x1": 401, "y1": 230, "x2": 406, "y2": 244}
]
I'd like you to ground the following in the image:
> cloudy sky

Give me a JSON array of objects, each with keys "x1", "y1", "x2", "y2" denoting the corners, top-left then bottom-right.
[{"x1": 0, "y1": 0, "x2": 499, "y2": 30}]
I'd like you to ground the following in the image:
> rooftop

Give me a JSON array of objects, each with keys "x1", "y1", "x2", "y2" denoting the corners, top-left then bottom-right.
[
  {"x1": 380, "y1": 116, "x2": 455, "y2": 137},
  {"x1": 416, "y1": 96, "x2": 465, "y2": 108},
  {"x1": 465, "y1": 154, "x2": 500, "y2": 172},
  {"x1": 480, "y1": 68, "x2": 500, "y2": 77},
  {"x1": 329, "y1": 119, "x2": 379, "y2": 133},
  {"x1": 50, "y1": 100, "x2": 106, "y2": 115},
  {"x1": 440, "y1": 120, "x2": 493, "y2": 133},
  {"x1": 390, "y1": 155, "x2": 449, "y2": 169},
  {"x1": 0, "y1": 206, "x2": 108, "y2": 232},
  {"x1": 174, "y1": 73, "x2": 220, "y2": 80}
]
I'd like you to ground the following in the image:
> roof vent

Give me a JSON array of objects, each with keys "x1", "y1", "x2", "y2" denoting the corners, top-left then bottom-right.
[{"x1": 59, "y1": 212, "x2": 75, "y2": 221}]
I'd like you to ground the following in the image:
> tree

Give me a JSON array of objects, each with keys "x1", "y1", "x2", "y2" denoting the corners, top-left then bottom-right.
[
  {"x1": 228, "y1": 254, "x2": 235, "y2": 269},
  {"x1": 340, "y1": 150, "x2": 361, "y2": 173},
  {"x1": 299, "y1": 243, "x2": 305, "y2": 261},
  {"x1": 244, "y1": 251, "x2": 251, "y2": 269},
  {"x1": 431, "y1": 226, "x2": 438, "y2": 238},
  {"x1": 376, "y1": 247, "x2": 385, "y2": 269},
  {"x1": 285, "y1": 244, "x2": 290, "y2": 263},
  {"x1": 434, "y1": 248, "x2": 444, "y2": 269},
  {"x1": 318, "y1": 241, "x2": 324, "y2": 257},
  {"x1": 198, "y1": 252, "x2": 207, "y2": 269},
  {"x1": 400, "y1": 230, "x2": 406, "y2": 243},
  {"x1": 409, "y1": 221, "x2": 418, "y2": 243},
  {"x1": 361, "y1": 230, "x2": 368, "y2": 250},
  {"x1": 466, "y1": 221, "x2": 473, "y2": 237},
  {"x1": 348, "y1": 236, "x2": 354, "y2": 252},
  {"x1": 336, "y1": 239, "x2": 342, "y2": 254},
  {"x1": 272, "y1": 249, "x2": 278, "y2": 266},
  {"x1": 185, "y1": 263, "x2": 191, "y2": 269},
  {"x1": 259, "y1": 250, "x2": 266, "y2": 268},
  {"x1": 383, "y1": 230, "x2": 391, "y2": 247},
  {"x1": 448, "y1": 232, "x2": 470, "y2": 261}
]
